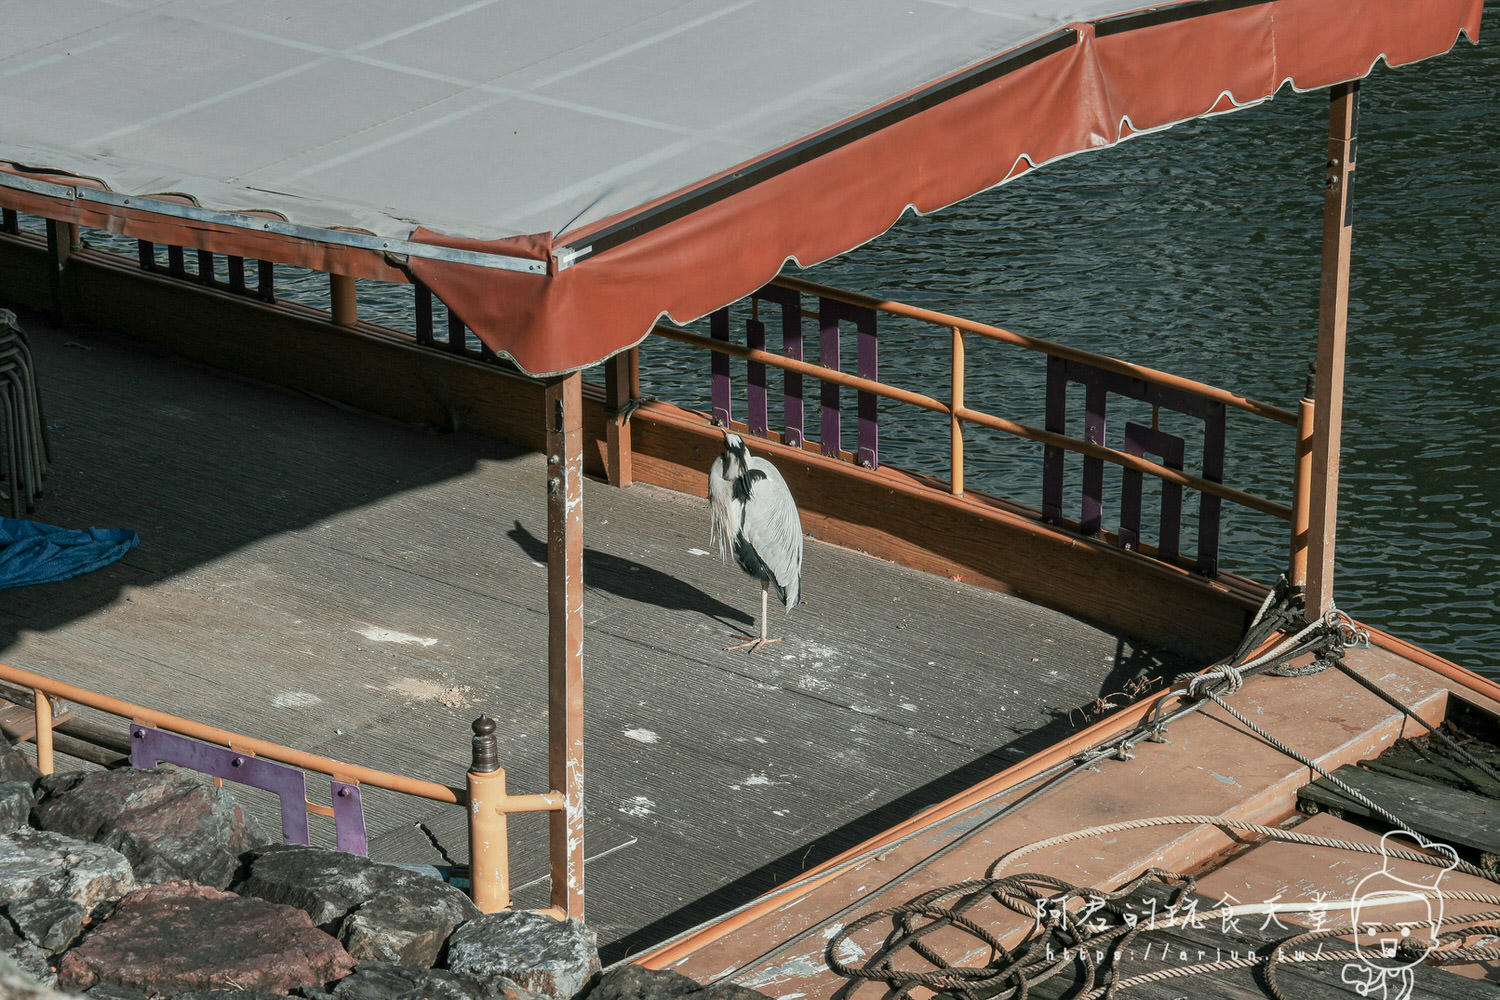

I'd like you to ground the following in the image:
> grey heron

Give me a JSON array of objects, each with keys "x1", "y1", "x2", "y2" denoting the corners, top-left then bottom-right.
[{"x1": 708, "y1": 430, "x2": 803, "y2": 652}]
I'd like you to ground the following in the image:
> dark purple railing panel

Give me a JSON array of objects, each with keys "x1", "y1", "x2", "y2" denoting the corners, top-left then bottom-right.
[
  {"x1": 415, "y1": 284, "x2": 434, "y2": 346},
  {"x1": 132, "y1": 725, "x2": 310, "y2": 845},
  {"x1": 813, "y1": 297, "x2": 879, "y2": 467},
  {"x1": 817, "y1": 299, "x2": 841, "y2": 458},
  {"x1": 1042, "y1": 357, "x2": 1067, "y2": 523},
  {"x1": 137, "y1": 240, "x2": 154, "y2": 271},
  {"x1": 1, "y1": 208, "x2": 17, "y2": 234},
  {"x1": 130, "y1": 725, "x2": 368, "y2": 855},
  {"x1": 1198, "y1": 403, "x2": 1225, "y2": 576},
  {"x1": 1081, "y1": 381, "x2": 1107, "y2": 537},
  {"x1": 446, "y1": 307, "x2": 466, "y2": 354},
  {"x1": 752, "y1": 284, "x2": 804, "y2": 448},
  {"x1": 167, "y1": 244, "x2": 185, "y2": 277},
  {"x1": 710, "y1": 307, "x2": 732, "y2": 426},
  {"x1": 228, "y1": 255, "x2": 246, "y2": 294},
  {"x1": 1121, "y1": 421, "x2": 1185, "y2": 562},
  {"x1": 1044, "y1": 357, "x2": 1227, "y2": 574},
  {"x1": 746, "y1": 317, "x2": 768, "y2": 437},
  {"x1": 197, "y1": 250, "x2": 215, "y2": 286},
  {"x1": 257, "y1": 260, "x2": 275, "y2": 302},
  {"x1": 331, "y1": 781, "x2": 369, "y2": 856},
  {"x1": 854, "y1": 308, "x2": 878, "y2": 469}
]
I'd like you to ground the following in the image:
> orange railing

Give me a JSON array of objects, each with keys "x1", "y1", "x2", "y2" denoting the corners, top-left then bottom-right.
[
  {"x1": 655, "y1": 274, "x2": 1313, "y2": 580},
  {"x1": 0, "y1": 660, "x2": 566, "y2": 919}
]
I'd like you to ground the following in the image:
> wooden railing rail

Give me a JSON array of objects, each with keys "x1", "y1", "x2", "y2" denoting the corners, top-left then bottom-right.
[{"x1": 650, "y1": 323, "x2": 1292, "y2": 522}]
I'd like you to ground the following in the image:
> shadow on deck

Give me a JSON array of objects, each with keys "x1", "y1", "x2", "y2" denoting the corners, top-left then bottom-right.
[{"x1": 0, "y1": 307, "x2": 1189, "y2": 957}]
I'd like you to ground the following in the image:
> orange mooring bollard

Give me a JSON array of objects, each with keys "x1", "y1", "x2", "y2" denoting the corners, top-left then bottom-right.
[{"x1": 467, "y1": 716, "x2": 510, "y2": 913}]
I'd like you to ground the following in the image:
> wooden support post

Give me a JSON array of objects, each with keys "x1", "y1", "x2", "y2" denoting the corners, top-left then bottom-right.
[
  {"x1": 545, "y1": 372, "x2": 585, "y2": 919},
  {"x1": 330, "y1": 273, "x2": 358, "y2": 327},
  {"x1": 1289, "y1": 368, "x2": 1316, "y2": 589},
  {"x1": 45, "y1": 219, "x2": 70, "y2": 324},
  {"x1": 1305, "y1": 81, "x2": 1358, "y2": 620},
  {"x1": 951, "y1": 327, "x2": 965, "y2": 496},
  {"x1": 604, "y1": 349, "x2": 637, "y2": 487},
  {"x1": 34, "y1": 690, "x2": 54, "y2": 774}
]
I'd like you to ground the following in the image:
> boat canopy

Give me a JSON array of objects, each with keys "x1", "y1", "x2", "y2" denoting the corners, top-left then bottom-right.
[{"x1": 0, "y1": 0, "x2": 1482, "y2": 376}]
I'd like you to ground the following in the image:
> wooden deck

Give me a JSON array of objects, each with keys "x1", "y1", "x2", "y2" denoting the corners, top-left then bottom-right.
[{"x1": 0, "y1": 309, "x2": 1186, "y2": 957}]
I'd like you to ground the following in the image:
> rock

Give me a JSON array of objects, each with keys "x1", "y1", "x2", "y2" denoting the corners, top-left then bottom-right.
[
  {"x1": 446, "y1": 911, "x2": 600, "y2": 1000},
  {"x1": 0, "y1": 742, "x2": 41, "y2": 784},
  {"x1": 0, "y1": 828, "x2": 135, "y2": 911},
  {"x1": 57, "y1": 880, "x2": 354, "y2": 995},
  {"x1": 7, "y1": 897, "x2": 86, "y2": 954},
  {"x1": 234, "y1": 845, "x2": 479, "y2": 968},
  {"x1": 171, "y1": 992, "x2": 287, "y2": 1000},
  {"x1": 339, "y1": 893, "x2": 469, "y2": 969},
  {"x1": 585, "y1": 966, "x2": 772, "y2": 1000},
  {"x1": 31, "y1": 767, "x2": 265, "y2": 889},
  {"x1": 0, "y1": 947, "x2": 77, "y2": 1000},
  {"x1": 7, "y1": 938, "x2": 57, "y2": 988},
  {"x1": 84, "y1": 984, "x2": 151, "y2": 1000},
  {"x1": 1, "y1": 780, "x2": 34, "y2": 833},
  {"x1": 325, "y1": 963, "x2": 536, "y2": 1000}
]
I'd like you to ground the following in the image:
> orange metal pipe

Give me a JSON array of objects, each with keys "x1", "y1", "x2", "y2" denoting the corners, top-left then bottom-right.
[
  {"x1": 33, "y1": 688, "x2": 54, "y2": 774},
  {"x1": 469, "y1": 766, "x2": 511, "y2": 913},
  {"x1": 0, "y1": 661, "x2": 465, "y2": 802},
  {"x1": 772, "y1": 275, "x2": 1298, "y2": 426},
  {"x1": 496, "y1": 792, "x2": 565, "y2": 813}
]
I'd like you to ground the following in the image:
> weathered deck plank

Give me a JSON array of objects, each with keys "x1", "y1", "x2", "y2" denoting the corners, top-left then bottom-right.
[{"x1": 1, "y1": 311, "x2": 1183, "y2": 954}]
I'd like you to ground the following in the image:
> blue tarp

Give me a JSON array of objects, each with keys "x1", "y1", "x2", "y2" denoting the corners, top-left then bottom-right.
[{"x1": 0, "y1": 517, "x2": 138, "y2": 589}]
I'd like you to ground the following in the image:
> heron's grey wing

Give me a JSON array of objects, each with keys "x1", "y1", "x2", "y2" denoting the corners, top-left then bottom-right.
[{"x1": 741, "y1": 457, "x2": 803, "y2": 608}]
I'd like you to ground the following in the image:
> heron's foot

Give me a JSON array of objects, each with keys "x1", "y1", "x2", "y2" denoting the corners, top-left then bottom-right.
[{"x1": 727, "y1": 637, "x2": 782, "y2": 653}]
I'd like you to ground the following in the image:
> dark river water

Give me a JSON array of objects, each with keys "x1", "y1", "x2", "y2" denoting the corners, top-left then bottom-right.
[
  {"x1": 634, "y1": 16, "x2": 1500, "y2": 675},
  {"x1": 44, "y1": 15, "x2": 1498, "y2": 676}
]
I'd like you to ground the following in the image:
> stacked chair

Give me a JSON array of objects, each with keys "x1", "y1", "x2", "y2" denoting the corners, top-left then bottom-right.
[{"x1": 0, "y1": 309, "x2": 50, "y2": 517}]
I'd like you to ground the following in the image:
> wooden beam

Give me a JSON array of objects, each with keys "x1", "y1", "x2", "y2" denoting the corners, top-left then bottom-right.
[
  {"x1": 45, "y1": 218, "x2": 71, "y2": 324},
  {"x1": 1305, "y1": 81, "x2": 1358, "y2": 619},
  {"x1": 330, "y1": 273, "x2": 358, "y2": 327},
  {"x1": 604, "y1": 348, "x2": 636, "y2": 487},
  {"x1": 545, "y1": 371, "x2": 586, "y2": 918}
]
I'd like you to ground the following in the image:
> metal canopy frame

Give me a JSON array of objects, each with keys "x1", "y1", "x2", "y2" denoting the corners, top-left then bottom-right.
[{"x1": 0, "y1": 173, "x2": 547, "y2": 276}]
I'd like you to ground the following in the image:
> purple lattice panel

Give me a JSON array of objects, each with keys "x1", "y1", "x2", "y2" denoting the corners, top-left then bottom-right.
[
  {"x1": 130, "y1": 726, "x2": 367, "y2": 855},
  {"x1": 1121, "y1": 421, "x2": 1186, "y2": 563}
]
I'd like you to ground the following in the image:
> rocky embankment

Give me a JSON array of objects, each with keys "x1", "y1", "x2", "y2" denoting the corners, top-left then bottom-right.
[{"x1": 0, "y1": 743, "x2": 768, "y2": 1000}]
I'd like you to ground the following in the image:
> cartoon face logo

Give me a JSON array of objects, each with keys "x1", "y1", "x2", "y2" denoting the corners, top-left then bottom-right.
[{"x1": 1340, "y1": 830, "x2": 1458, "y2": 1000}]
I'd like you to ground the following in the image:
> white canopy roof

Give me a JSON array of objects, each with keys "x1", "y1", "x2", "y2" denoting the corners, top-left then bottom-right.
[
  {"x1": 2, "y1": 0, "x2": 1481, "y2": 374},
  {"x1": 2, "y1": 0, "x2": 1149, "y2": 243}
]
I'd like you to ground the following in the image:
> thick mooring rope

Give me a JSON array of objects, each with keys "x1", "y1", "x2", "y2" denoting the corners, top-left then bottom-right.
[
  {"x1": 826, "y1": 583, "x2": 1500, "y2": 998},
  {"x1": 827, "y1": 819, "x2": 1500, "y2": 1000}
]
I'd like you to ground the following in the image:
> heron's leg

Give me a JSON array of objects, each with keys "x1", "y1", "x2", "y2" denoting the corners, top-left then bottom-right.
[{"x1": 727, "y1": 579, "x2": 781, "y2": 652}]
